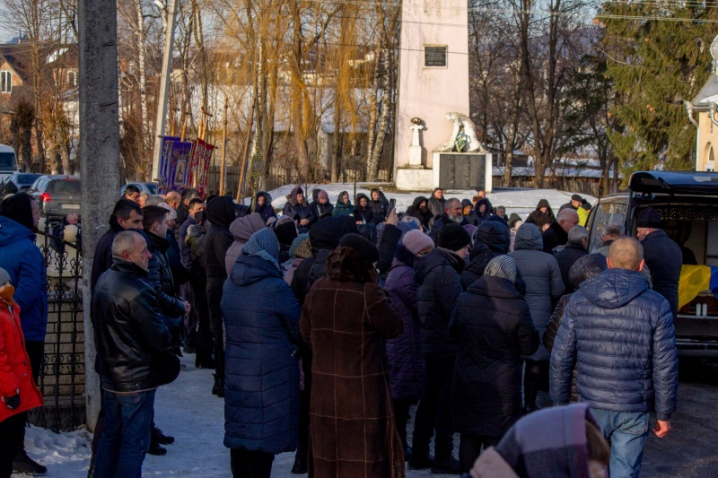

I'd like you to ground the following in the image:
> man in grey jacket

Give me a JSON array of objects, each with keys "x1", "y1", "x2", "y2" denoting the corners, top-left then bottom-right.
[{"x1": 550, "y1": 237, "x2": 678, "y2": 478}]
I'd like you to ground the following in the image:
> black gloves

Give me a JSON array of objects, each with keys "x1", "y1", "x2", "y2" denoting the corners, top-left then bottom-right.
[{"x1": 3, "y1": 392, "x2": 20, "y2": 410}]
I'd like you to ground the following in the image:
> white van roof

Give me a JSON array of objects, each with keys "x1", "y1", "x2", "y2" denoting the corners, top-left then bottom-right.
[{"x1": 0, "y1": 144, "x2": 15, "y2": 153}]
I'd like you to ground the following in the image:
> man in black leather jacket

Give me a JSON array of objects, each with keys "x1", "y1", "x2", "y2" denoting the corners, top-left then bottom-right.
[{"x1": 92, "y1": 231, "x2": 174, "y2": 478}]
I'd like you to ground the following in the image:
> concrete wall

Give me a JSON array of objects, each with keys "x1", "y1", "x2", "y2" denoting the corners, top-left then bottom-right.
[
  {"x1": 696, "y1": 111, "x2": 717, "y2": 171},
  {"x1": 394, "y1": 0, "x2": 469, "y2": 173}
]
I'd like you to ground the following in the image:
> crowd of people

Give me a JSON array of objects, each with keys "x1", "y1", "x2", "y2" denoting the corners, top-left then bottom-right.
[{"x1": 0, "y1": 184, "x2": 682, "y2": 478}]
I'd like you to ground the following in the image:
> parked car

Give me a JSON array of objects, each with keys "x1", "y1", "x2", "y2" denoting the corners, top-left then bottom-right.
[
  {"x1": 585, "y1": 170, "x2": 718, "y2": 357},
  {"x1": 29, "y1": 175, "x2": 81, "y2": 220},
  {"x1": 120, "y1": 182, "x2": 159, "y2": 197},
  {"x1": 1, "y1": 173, "x2": 43, "y2": 194}
]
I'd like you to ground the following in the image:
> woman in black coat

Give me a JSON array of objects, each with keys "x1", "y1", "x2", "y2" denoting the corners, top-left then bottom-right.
[
  {"x1": 449, "y1": 255, "x2": 538, "y2": 471},
  {"x1": 353, "y1": 193, "x2": 374, "y2": 225},
  {"x1": 406, "y1": 196, "x2": 433, "y2": 230},
  {"x1": 524, "y1": 198, "x2": 555, "y2": 231}
]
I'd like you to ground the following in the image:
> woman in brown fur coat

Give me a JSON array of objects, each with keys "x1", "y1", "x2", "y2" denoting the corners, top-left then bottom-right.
[{"x1": 300, "y1": 234, "x2": 405, "y2": 478}]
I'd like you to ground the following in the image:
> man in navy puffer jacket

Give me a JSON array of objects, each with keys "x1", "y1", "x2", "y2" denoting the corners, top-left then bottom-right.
[{"x1": 550, "y1": 237, "x2": 678, "y2": 478}]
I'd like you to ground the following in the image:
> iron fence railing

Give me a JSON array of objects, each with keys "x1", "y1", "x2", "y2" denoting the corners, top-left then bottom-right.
[{"x1": 27, "y1": 228, "x2": 85, "y2": 432}]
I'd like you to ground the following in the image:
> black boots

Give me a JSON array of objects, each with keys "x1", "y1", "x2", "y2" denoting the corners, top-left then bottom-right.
[
  {"x1": 13, "y1": 450, "x2": 47, "y2": 476},
  {"x1": 212, "y1": 373, "x2": 225, "y2": 398},
  {"x1": 523, "y1": 370, "x2": 541, "y2": 414}
]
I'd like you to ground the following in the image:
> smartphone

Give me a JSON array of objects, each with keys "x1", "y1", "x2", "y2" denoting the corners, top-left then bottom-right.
[{"x1": 389, "y1": 198, "x2": 396, "y2": 210}]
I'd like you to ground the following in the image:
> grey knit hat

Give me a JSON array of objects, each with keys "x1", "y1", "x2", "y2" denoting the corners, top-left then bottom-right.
[
  {"x1": 0, "y1": 267, "x2": 11, "y2": 285},
  {"x1": 484, "y1": 255, "x2": 517, "y2": 283}
]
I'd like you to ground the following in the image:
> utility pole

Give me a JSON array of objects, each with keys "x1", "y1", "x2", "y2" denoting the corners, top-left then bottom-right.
[
  {"x1": 151, "y1": 0, "x2": 179, "y2": 182},
  {"x1": 78, "y1": 0, "x2": 122, "y2": 430}
]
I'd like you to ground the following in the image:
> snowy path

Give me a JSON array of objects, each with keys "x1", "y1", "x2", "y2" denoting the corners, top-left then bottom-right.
[{"x1": 17, "y1": 355, "x2": 448, "y2": 477}]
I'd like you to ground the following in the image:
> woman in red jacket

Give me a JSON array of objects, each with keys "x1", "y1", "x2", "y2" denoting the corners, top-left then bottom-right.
[{"x1": 0, "y1": 267, "x2": 43, "y2": 478}]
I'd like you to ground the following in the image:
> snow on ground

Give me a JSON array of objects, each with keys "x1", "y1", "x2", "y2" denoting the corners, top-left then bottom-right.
[
  {"x1": 266, "y1": 183, "x2": 596, "y2": 220},
  {"x1": 20, "y1": 355, "x2": 469, "y2": 477}
]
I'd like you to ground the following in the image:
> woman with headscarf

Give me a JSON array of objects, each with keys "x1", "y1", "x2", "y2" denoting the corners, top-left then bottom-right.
[
  {"x1": 332, "y1": 191, "x2": 355, "y2": 217},
  {"x1": 204, "y1": 196, "x2": 237, "y2": 397},
  {"x1": 222, "y1": 228, "x2": 302, "y2": 478},
  {"x1": 225, "y1": 213, "x2": 266, "y2": 277},
  {"x1": 450, "y1": 255, "x2": 538, "y2": 471},
  {"x1": 384, "y1": 230, "x2": 434, "y2": 460},
  {"x1": 301, "y1": 234, "x2": 405, "y2": 477}
]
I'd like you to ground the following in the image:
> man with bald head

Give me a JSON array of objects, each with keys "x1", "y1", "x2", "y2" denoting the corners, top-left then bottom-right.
[
  {"x1": 550, "y1": 236, "x2": 678, "y2": 477},
  {"x1": 542, "y1": 208, "x2": 579, "y2": 254},
  {"x1": 93, "y1": 231, "x2": 174, "y2": 477}
]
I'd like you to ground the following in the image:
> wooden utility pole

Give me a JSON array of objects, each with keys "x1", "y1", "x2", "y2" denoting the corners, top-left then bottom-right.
[
  {"x1": 151, "y1": 0, "x2": 179, "y2": 181},
  {"x1": 79, "y1": 0, "x2": 122, "y2": 430},
  {"x1": 220, "y1": 99, "x2": 228, "y2": 196}
]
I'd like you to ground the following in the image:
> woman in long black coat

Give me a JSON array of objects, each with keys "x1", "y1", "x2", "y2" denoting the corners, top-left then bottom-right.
[{"x1": 449, "y1": 255, "x2": 538, "y2": 471}]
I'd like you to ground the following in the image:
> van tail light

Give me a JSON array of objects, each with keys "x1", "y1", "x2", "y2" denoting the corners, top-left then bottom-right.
[{"x1": 40, "y1": 193, "x2": 51, "y2": 203}]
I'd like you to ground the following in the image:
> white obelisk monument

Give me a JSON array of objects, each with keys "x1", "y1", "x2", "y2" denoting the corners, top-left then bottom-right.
[{"x1": 394, "y1": 0, "x2": 470, "y2": 190}]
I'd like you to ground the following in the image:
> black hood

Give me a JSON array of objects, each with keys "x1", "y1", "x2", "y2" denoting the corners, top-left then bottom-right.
[
  {"x1": 474, "y1": 197, "x2": 493, "y2": 218},
  {"x1": 309, "y1": 216, "x2": 357, "y2": 253},
  {"x1": 1, "y1": 193, "x2": 35, "y2": 232},
  {"x1": 411, "y1": 196, "x2": 429, "y2": 209},
  {"x1": 472, "y1": 218, "x2": 510, "y2": 254},
  {"x1": 206, "y1": 196, "x2": 236, "y2": 228}
]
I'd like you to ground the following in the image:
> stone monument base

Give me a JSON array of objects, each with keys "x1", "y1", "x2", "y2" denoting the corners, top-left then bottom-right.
[{"x1": 396, "y1": 167, "x2": 435, "y2": 191}]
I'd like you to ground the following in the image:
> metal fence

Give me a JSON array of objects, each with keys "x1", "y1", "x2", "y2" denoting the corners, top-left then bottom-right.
[{"x1": 27, "y1": 229, "x2": 85, "y2": 432}]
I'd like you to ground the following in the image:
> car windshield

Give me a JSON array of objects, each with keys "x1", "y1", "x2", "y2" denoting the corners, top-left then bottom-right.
[
  {"x1": 16, "y1": 174, "x2": 39, "y2": 185},
  {"x1": 0, "y1": 152, "x2": 16, "y2": 172},
  {"x1": 146, "y1": 183, "x2": 158, "y2": 194},
  {"x1": 49, "y1": 179, "x2": 81, "y2": 194}
]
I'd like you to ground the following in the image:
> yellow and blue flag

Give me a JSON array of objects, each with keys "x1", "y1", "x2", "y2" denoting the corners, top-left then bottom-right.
[{"x1": 678, "y1": 265, "x2": 718, "y2": 310}]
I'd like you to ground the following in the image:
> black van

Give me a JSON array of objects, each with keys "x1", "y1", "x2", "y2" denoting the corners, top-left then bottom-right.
[{"x1": 585, "y1": 171, "x2": 718, "y2": 357}]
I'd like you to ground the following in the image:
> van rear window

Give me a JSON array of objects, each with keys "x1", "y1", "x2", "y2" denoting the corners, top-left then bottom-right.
[
  {"x1": 0, "y1": 152, "x2": 16, "y2": 171},
  {"x1": 49, "y1": 180, "x2": 81, "y2": 194}
]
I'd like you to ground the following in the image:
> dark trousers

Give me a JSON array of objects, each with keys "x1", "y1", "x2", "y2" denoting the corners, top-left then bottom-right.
[
  {"x1": 180, "y1": 282, "x2": 198, "y2": 349},
  {"x1": 459, "y1": 433, "x2": 499, "y2": 471},
  {"x1": 230, "y1": 448, "x2": 274, "y2": 478},
  {"x1": 94, "y1": 389, "x2": 156, "y2": 478},
  {"x1": 393, "y1": 398, "x2": 417, "y2": 449},
  {"x1": 190, "y1": 270, "x2": 213, "y2": 363},
  {"x1": 411, "y1": 355, "x2": 456, "y2": 461},
  {"x1": 17, "y1": 341, "x2": 43, "y2": 460},
  {"x1": 0, "y1": 413, "x2": 26, "y2": 478},
  {"x1": 207, "y1": 278, "x2": 225, "y2": 381}
]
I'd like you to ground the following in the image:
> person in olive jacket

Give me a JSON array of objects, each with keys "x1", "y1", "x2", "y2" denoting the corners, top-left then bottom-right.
[
  {"x1": 92, "y1": 231, "x2": 174, "y2": 478},
  {"x1": 450, "y1": 255, "x2": 538, "y2": 471}
]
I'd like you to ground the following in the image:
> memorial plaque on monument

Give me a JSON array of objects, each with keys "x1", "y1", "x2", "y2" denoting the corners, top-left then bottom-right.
[
  {"x1": 438, "y1": 153, "x2": 486, "y2": 189},
  {"x1": 424, "y1": 45, "x2": 447, "y2": 67}
]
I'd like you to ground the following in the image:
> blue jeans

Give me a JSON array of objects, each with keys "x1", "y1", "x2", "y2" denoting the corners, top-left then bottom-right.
[
  {"x1": 94, "y1": 389, "x2": 156, "y2": 478},
  {"x1": 590, "y1": 408, "x2": 650, "y2": 478}
]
